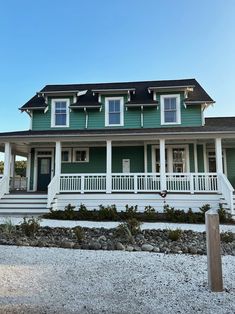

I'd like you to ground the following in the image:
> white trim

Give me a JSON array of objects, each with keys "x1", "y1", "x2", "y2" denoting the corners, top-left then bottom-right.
[
  {"x1": 152, "y1": 144, "x2": 190, "y2": 173},
  {"x1": 160, "y1": 94, "x2": 181, "y2": 125},
  {"x1": 51, "y1": 98, "x2": 70, "y2": 128},
  {"x1": 106, "y1": 140, "x2": 112, "y2": 193},
  {"x1": 206, "y1": 148, "x2": 227, "y2": 176},
  {"x1": 105, "y1": 97, "x2": 124, "y2": 127},
  {"x1": 73, "y1": 148, "x2": 89, "y2": 163},
  {"x1": 203, "y1": 143, "x2": 207, "y2": 172},
  {"x1": 61, "y1": 148, "x2": 72, "y2": 163}
]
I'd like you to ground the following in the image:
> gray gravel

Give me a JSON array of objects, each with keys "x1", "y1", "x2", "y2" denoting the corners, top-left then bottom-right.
[{"x1": 0, "y1": 246, "x2": 234, "y2": 314}]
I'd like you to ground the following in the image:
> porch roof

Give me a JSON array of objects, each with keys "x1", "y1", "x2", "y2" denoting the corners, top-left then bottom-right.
[{"x1": 1, "y1": 118, "x2": 235, "y2": 141}]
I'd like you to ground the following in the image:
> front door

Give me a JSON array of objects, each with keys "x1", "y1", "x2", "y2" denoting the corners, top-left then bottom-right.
[{"x1": 37, "y1": 157, "x2": 52, "y2": 191}]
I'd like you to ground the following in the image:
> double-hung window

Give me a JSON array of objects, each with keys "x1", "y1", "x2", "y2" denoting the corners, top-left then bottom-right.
[
  {"x1": 161, "y1": 95, "x2": 181, "y2": 125},
  {"x1": 105, "y1": 97, "x2": 124, "y2": 126},
  {"x1": 51, "y1": 99, "x2": 69, "y2": 127}
]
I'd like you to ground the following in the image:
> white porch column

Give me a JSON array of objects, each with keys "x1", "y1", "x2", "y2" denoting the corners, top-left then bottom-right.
[
  {"x1": 194, "y1": 142, "x2": 198, "y2": 173},
  {"x1": 4, "y1": 142, "x2": 11, "y2": 193},
  {"x1": 215, "y1": 138, "x2": 223, "y2": 193},
  {"x1": 55, "y1": 141, "x2": 61, "y2": 176},
  {"x1": 160, "y1": 138, "x2": 166, "y2": 190},
  {"x1": 106, "y1": 140, "x2": 112, "y2": 193},
  {"x1": 26, "y1": 151, "x2": 31, "y2": 192},
  {"x1": 144, "y1": 143, "x2": 148, "y2": 173},
  {"x1": 215, "y1": 138, "x2": 223, "y2": 174}
]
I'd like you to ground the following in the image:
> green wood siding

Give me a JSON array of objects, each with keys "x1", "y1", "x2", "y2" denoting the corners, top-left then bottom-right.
[
  {"x1": 32, "y1": 93, "x2": 202, "y2": 130},
  {"x1": 197, "y1": 145, "x2": 205, "y2": 172},
  {"x1": 189, "y1": 144, "x2": 195, "y2": 172},
  {"x1": 112, "y1": 146, "x2": 144, "y2": 172},
  {"x1": 225, "y1": 148, "x2": 235, "y2": 187},
  {"x1": 61, "y1": 147, "x2": 106, "y2": 173}
]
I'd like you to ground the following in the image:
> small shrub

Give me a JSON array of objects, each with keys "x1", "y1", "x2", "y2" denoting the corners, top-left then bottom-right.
[
  {"x1": 20, "y1": 217, "x2": 40, "y2": 237},
  {"x1": 218, "y1": 203, "x2": 232, "y2": 223},
  {"x1": 144, "y1": 205, "x2": 156, "y2": 218},
  {"x1": 168, "y1": 228, "x2": 182, "y2": 241},
  {"x1": 74, "y1": 226, "x2": 85, "y2": 243},
  {"x1": 64, "y1": 204, "x2": 76, "y2": 220},
  {"x1": 126, "y1": 218, "x2": 142, "y2": 235},
  {"x1": 114, "y1": 222, "x2": 133, "y2": 242},
  {"x1": 98, "y1": 205, "x2": 118, "y2": 220},
  {"x1": 1, "y1": 218, "x2": 16, "y2": 235},
  {"x1": 125, "y1": 204, "x2": 138, "y2": 219},
  {"x1": 199, "y1": 204, "x2": 211, "y2": 214},
  {"x1": 220, "y1": 231, "x2": 234, "y2": 243},
  {"x1": 78, "y1": 203, "x2": 89, "y2": 219}
]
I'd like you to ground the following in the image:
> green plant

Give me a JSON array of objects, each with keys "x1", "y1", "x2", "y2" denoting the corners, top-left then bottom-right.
[
  {"x1": 199, "y1": 204, "x2": 211, "y2": 214},
  {"x1": 144, "y1": 205, "x2": 156, "y2": 218},
  {"x1": 218, "y1": 203, "x2": 232, "y2": 223},
  {"x1": 64, "y1": 204, "x2": 76, "y2": 220},
  {"x1": 125, "y1": 204, "x2": 138, "y2": 219},
  {"x1": 168, "y1": 228, "x2": 182, "y2": 241},
  {"x1": 126, "y1": 218, "x2": 142, "y2": 235},
  {"x1": 74, "y1": 226, "x2": 85, "y2": 242},
  {"x1": 20, "y1": 217, "x2": 40, "y2": 237},
  {"x1": 98, "y1": 204, "x2": 118, "y2": 220},
  {"x1": 220, "y1": 231, "x2": 234, "y2": 243},
  {"x1": 114, "y1": 222, "x2": 133, "y2": 242},
  {"x1": 1, "y1": 218, "x2": 16, "y2": 235}
]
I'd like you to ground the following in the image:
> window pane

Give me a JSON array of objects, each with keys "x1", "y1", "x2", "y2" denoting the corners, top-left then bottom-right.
[
  {"x1": 62, "y1": 151, "x2": 69, "y2": 162},
  {"x1": 55, "y1": 113, "x2": 66, "y2": 126},
  {"x1": 75, "y1": 150, "x2": 87, "y2": 162},
  {"x1": 40, "y1": 159, "x2": 50, "y2": 174},
  {"x1": 165, "y1": 111, "x2": 176, "y2": 123},
  {"x1": 114, "y1": 100, "x2": 120, "y2": 111},
  {"x1": 109, "y1": 113, "x2": 120, "y2": 124},
  {"x1": 109, "y1": 100, "x2": 115, "y2": 112}
]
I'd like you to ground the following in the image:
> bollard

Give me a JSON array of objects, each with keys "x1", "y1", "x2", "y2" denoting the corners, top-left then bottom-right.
[{"x1": 205, "y1": 209, "x2": 223, "y2": 292}]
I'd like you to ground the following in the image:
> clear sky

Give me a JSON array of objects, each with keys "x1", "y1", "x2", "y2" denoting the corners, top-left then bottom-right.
[{"x1": 0, "y1": 0, "x2": 234, "y2": 132}]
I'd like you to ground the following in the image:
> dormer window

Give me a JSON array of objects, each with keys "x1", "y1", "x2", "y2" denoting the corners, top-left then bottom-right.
[
  {"x1": 51, "y1": 99, "x2": 69, "y2": 127},
  {"x1": 160, "y1": 94, "x2": 181, "y2": 125},
  {"x1": 105, "y1": 97, "x2": 124, "y2": 126}
]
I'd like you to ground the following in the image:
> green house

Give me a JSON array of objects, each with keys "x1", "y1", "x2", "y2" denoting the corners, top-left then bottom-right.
[{"x1": 0, "y1": 78, "x2": 234, "y2": 215}]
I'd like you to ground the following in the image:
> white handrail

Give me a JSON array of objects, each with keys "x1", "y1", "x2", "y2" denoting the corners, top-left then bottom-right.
[
  {"x1": 47, "y1": 175, "x2": 60, "y2": 208},
  {"x1": 0, "y1": 176, "x2": 8, "y2": 199},
  {"x1": 219, "y1": 173, "x2": 234, "y2": 213}
]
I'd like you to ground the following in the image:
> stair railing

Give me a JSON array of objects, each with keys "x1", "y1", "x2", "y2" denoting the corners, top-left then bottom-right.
[
  {"x1": 47, "y1": 175, "x2": 60, "y2": 208},
  {"x1": 219, "y1": 173, "x2": 234, "y2": 214}
]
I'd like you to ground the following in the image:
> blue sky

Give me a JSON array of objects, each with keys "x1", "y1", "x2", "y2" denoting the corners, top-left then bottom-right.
[{"x1": 0, "y1": 0, "x2": 234, "y2": 132}]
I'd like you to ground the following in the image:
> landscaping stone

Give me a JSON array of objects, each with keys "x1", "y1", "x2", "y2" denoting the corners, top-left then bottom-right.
[
  {"x1": 141, "y1": 244, "x2": 154, "y2": 252},
  {"x1": 116, "y1": 242, "x2": 125, "y2": 250},
  {"x1": 0, "y1": 224, "x2": 234, "y2": 256}
]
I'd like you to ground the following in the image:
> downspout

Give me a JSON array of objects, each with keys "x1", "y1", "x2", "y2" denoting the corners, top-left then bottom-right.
[
  {"x1": 141, "y1": 105, "x2": 144, "y2": 128},
  {"x1": 84, "y1": 108, "x2": 88, "y2": 129}
]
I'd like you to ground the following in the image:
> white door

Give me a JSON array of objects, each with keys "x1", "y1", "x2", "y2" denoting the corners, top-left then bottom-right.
[{"x1": 122, "y1": 159, "x2": 130, "y2": 173}]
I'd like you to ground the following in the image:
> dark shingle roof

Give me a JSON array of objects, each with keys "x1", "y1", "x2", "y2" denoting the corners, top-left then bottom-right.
[{"x1": 20, "y1": 78, "x2": 214, "y2": 110}]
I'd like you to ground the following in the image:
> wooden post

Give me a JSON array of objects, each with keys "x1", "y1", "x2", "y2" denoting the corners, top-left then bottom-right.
[{"x1": 205, "y1": 209, "x2": 223, "y2": 292}]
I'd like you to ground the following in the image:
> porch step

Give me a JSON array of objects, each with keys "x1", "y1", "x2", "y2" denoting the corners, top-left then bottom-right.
[{"x1": 0, "y1": 193, "x2": 49, "y2": 215}]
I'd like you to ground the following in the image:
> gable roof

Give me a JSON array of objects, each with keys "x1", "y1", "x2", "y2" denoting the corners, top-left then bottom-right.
[{"x1": 20, "y1": 78, "x2": 214, "y2": 110}]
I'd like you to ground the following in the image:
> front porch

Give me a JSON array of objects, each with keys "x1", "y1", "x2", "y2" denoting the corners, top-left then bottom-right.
[{"x1": 0, "y1": 136, "x2": 235, "y2": 215}]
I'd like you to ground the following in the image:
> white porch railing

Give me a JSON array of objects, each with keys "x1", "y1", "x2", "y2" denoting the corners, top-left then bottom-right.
[
  {"x1": 59, "y1": 173, "x2": 218, "y2": 194},
  {"x1": 219, "y1": 173, "x2": 234, "y2": 213},
  {"x1": 10, "y1": 177, "x2": 27, "y2": 191},
  {"x1": 0, "y1": 176, "x2": 9, "y2": 199},
  {"x1": 47, "y1": 175, "x2": 60, "y2": 208},
  {"x1": 166, "y1": 173, "x2": 218, "y2": 193}
]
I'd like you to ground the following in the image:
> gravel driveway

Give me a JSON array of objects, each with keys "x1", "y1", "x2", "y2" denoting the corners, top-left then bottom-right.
[{"x1": 0, "y1": 246, "x2": 234, "y2": 313}]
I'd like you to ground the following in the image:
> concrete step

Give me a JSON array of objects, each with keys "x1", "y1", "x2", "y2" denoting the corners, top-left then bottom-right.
[{"x1": 2, "y1": 194, "x2": 47, "y2": 200}]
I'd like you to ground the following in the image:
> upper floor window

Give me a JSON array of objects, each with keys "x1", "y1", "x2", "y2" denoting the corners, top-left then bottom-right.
[
  {"x1": 160, "y1": 94, "x2": 181, "y2": 125},
  {"x1": 51, "y1": 99, "x2": 69, "y2": 127},
  {"x1": 105, "y1": 97, "x2": 124, "y2": 126}
]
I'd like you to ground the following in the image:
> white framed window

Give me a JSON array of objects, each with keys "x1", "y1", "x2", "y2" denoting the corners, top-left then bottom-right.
[
  {"x1": 73, "y1": 148, "x2": 89, "y2": 162},
  {"x1": 61, "y1": 149, "x2": 72, "y2": 163},
  {"x1": 51, "y1": 99, "x2": 70, "y2": 127},
  {"x1": 105, "y1": 97, "x2": 124, "y2": 126},
  {"x1": 160, "y1": 94, "x2": 181, "y2": 125}
]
